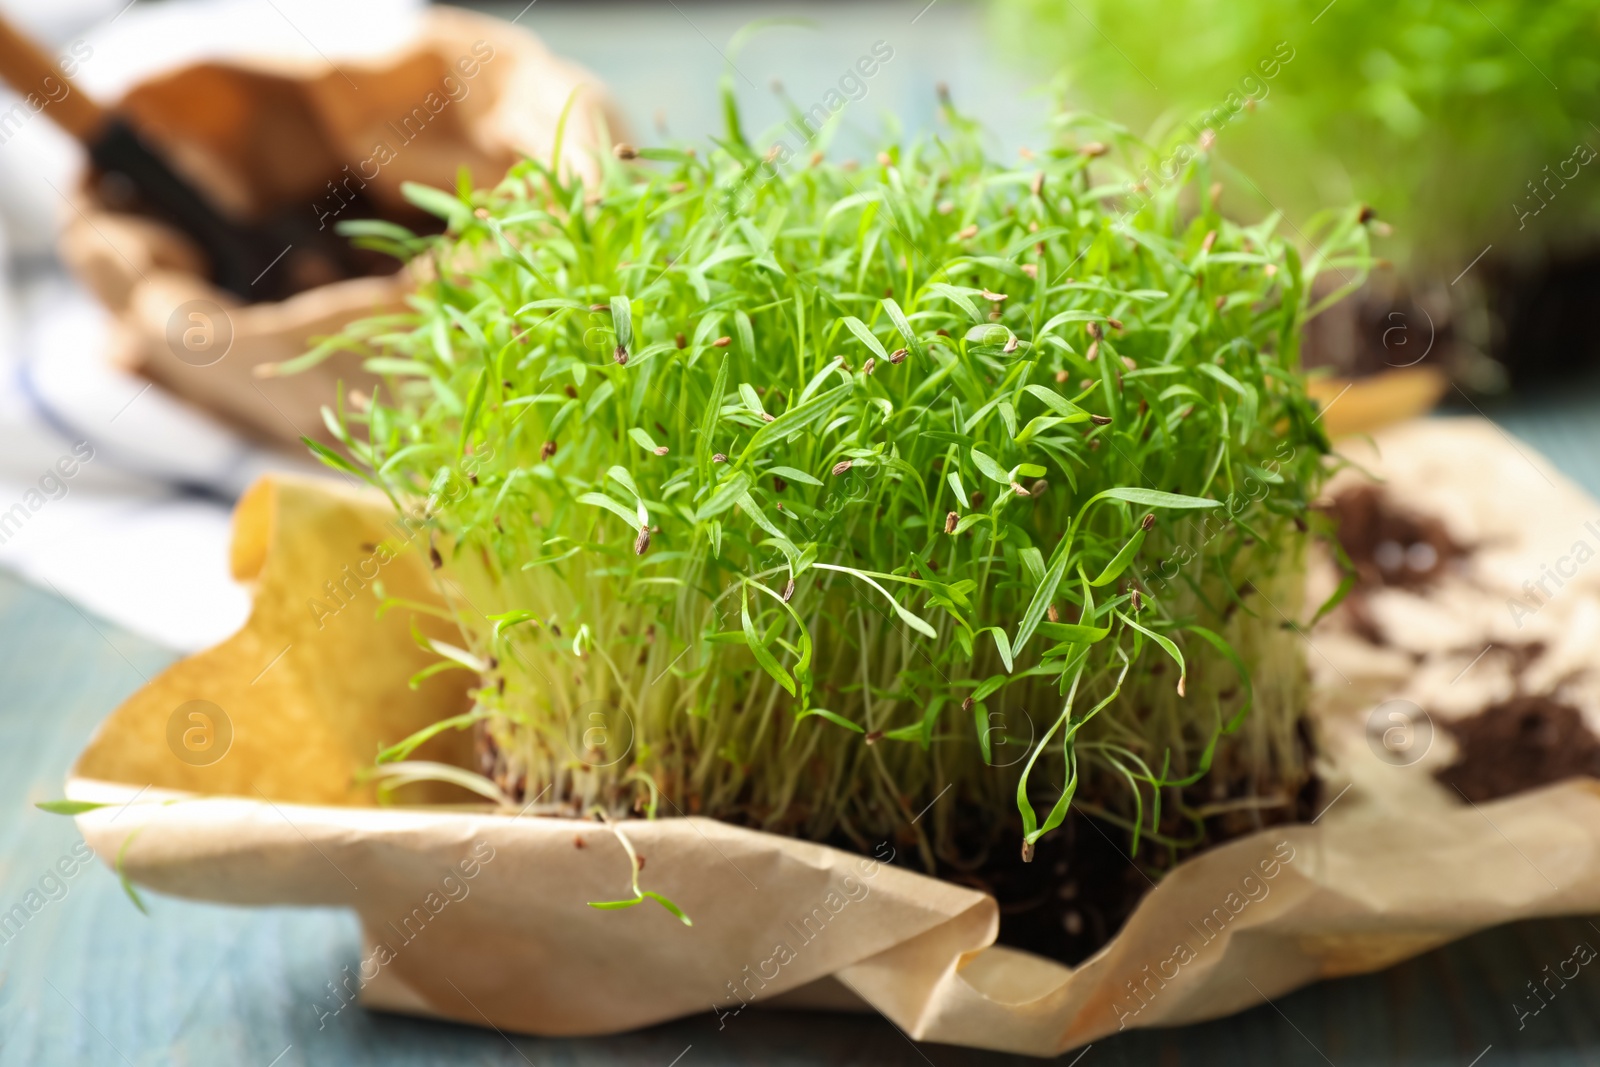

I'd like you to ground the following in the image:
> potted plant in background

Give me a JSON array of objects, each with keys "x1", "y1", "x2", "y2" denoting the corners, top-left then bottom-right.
[{"x1": 993, "y1": 0, "x2": 1600, "y2": 391}]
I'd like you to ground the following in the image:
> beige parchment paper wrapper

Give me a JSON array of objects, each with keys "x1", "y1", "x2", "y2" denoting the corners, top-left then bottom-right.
[
  {"x1": 60, "y1": 7, "x2": 621, "y2": 449},
  {"x1": 65, "y1": 416, "x2": 1600, "y2": 1057}
]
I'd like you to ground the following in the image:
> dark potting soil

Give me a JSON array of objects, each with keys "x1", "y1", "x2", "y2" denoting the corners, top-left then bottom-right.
[
  {"x1": 1324, "y1": 484, "x2": 1462, "y2": 593},
  {"x1": 1320, "y1": 491, "x2": 1600, "y2": 805},
  {"x1": 93, "y1": 168, "x2": 438, "y2": 300},
  {"x1": 928, "y1": 812, "x2": 1155, "y2": 965},
  {"x1": 1320, "y1": 483, "x2": 1466, "y2": 644},
  {"x1": 871, "y1": 749, "x2": 1322, "y2": 967},
  {"x1": 1301, "y1": 275, "x2": 1456, "y2": 381},
  {"x1": 1436, "y1": 695, "x2": 1600, "y2": 804},
  {"x1": 1483, "y1": 247, "x2": 1600, "y2": 387},
  {"x1": 1301, "y1": 248, "x2": 1600, "y2": 390}
]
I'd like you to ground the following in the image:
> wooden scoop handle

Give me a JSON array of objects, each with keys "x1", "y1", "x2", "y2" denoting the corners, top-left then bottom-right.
[{"x1": 0, "y1": 14, "x2": 106, "y2": 141}]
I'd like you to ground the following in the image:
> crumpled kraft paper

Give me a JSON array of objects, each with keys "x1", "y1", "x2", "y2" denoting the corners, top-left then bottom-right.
[
  {"x1": 60, "y1": 7, "x2": 619, "y2": 449},
  {"x1": 64, "y1": 417, "x2": 1600, "y2": 1057}
]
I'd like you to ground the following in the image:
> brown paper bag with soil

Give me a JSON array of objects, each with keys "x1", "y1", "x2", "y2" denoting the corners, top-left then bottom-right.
[
  {"x1": 61, "y1": 417, "x2": 1600, "y2": 1057},
  {"x1": 59, "y1": 7, "x2": 621, "y2": 449}
]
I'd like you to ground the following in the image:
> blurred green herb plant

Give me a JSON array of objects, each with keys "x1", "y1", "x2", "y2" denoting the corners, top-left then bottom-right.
[{"x1": 997, "y1": 0, "x2": 1600, "y2": 274}]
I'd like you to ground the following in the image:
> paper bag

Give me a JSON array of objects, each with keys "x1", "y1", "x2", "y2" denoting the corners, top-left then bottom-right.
[{"x1": 59, "y1": 8, "x2": 620, "y2": 449}]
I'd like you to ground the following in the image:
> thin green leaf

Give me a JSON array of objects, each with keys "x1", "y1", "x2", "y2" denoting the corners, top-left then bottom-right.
[
  {"x1": 970, "y1": 448, "x2": 1011, "y2": 485},
  {"x1": 842, "y1": 316, "x2": 889, "y2": 360},
  {"x1": 35, "y1": 800, "x2": 114, "y2": 816},
  {"x1": 1088, "y1": 525, "x2": 1147, "y2": 586}
]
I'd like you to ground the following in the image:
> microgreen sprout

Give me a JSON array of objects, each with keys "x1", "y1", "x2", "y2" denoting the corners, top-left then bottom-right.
[
  {"x1": 303, "y1": 90, "x2": 1368, "y2": 867},
  {"x1": 586, "y1": 817, "x2": 692, "y2": 926}
]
